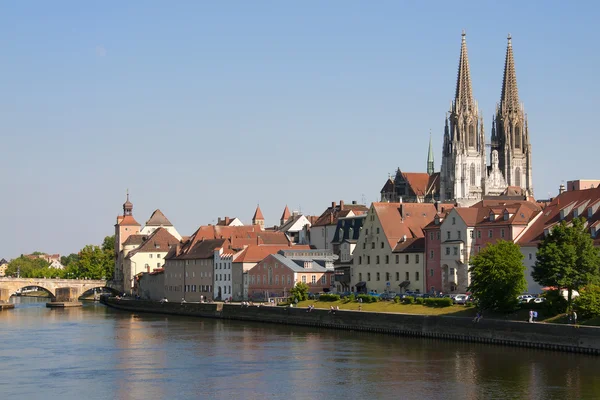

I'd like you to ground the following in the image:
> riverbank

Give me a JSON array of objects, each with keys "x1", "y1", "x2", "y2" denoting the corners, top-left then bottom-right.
[{"x1": 101, "y1": 297, "x2": 600, "y2": 355}]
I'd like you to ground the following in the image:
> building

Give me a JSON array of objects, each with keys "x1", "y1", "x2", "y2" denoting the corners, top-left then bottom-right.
[
  {"x1": 351, "y1": 202, "x2": 437, "y2": 294},
  {"x1": 216, "y1": 216, "x2": 244, "y2": 226},
  {"x1": 137, "y1": 268, "x2": 165, "y2": 301},
  {"x1": 163, "y1": 236, "x2": 229, "y2": 302},
  {"x1": 516, "y1": 185, "x2": 600, "y2": 293},
  {"x1": 566, "y1": 180, "x2": 600, "y2": 192},
  {"x1": 440, "y1": 32, "x2": 533, "y2": 206},
  {"x1": 123, "y1": 227, "x2": 179, "y2": 295},
  {"x1": 277, "y1": 210, "x2": 311, "y2": 244},
  {"x1": 213, "y1": 245, "x2": 238, "y2": 301},
  {"x1": 0, "y1": 258, "x2": 8, "y2": 277},
  {"x1": 310, "y1": 201, "x2": 368, "y2": 250},
  {"x1": 232, "y1": 244, "x2": 310, "y2": 301},
  {"x1": 330, "y1": 214, "x2": 366, "y2": 293},
  {"x1": 252, "y1": 205, "x2": 265, "y2": 229},
  {"x1": 140, "y1": 209, "x2": 182, "y2": 240},
  {"x1": 247, "y1": 249, "x2": 337, "y2": 301}
]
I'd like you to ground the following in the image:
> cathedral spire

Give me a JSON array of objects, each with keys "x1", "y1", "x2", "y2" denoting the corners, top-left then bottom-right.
[
  {"x1": 500, "y1": 34, "x2": 520, "y2": 113},
  {"x1": 454, "y1": 30, "x2": 474, "y2": 112},
  {"x1": 427, "y1": 130, "x2": 434, "y2": 175}
]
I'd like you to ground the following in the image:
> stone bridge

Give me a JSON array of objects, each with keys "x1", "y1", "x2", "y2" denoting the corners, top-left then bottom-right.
[{"x1": 0, "y1": 277, "x2": 120, "y2": 300}]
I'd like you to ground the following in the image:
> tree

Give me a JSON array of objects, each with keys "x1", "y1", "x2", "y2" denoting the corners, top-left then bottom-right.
[
  {"x1": 69, "y1": 244, "x2": 113, "y2": 280},
  {"x1": 533, "y1": 218, "x2": 600, "y2": 310},
  {"x1": 61, "y1": 253, "x2": 80, "y2": 267},
  {"x1": 290, "y1": 282, "x2": 310, "y2": 302},
  {"x1": 574, "y1": 284, "x2": 600, "y2": 319},
  {"x1": 5, "y1": 256, "x2": 50, "y2": 278},
  {"x1": 468, "y1": 240, "x2": 527, "y2": 312},
  {"x1": 102, "y1": 235, "x2": 115, "y2": 253}
]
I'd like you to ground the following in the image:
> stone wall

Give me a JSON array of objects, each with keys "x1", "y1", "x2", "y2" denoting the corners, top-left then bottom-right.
[{"x1": 102, "y1": 298, "x2": 600, "y2": 355}]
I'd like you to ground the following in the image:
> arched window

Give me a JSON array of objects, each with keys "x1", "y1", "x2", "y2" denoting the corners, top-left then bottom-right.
[
  {"x1": 515, "y1": 167, "x2": 521, "y2": 187},
  {"x1": 468, "y1": 124, "x2": 475, "y2": 148},
  {"x1": 470, "y1": 163, "x2": 476, "y2": 186},
  {"x1": 268, "y1": 268, "x2": 272, "y2": 285},
  {"x1": 514, "y1": 125, "x2": 521, "y2": 149}
]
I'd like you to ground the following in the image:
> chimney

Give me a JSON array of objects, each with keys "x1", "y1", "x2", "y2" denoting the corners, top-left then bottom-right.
[
  {"x1": 352, "y1": 200, "x2": 357, "y2": 205},
  {"x1": 225, "y1": 217, "x2": 230, "y2": 225},
  {"x1": 217, "y1": 217, "x2": 222, "y2": 224},
  {"x1": 340, "y1": 200, "x2": 345, "y2": 209},
  {"x1": 331, "y1": 201, "x2": 336, "y2": 208},
  {"x1": 559, "y1": 184, "x2": 566, "y2": 195}
]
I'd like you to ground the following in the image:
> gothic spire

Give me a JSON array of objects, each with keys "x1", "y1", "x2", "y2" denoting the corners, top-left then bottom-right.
[
  {"x1": 427, "y1": 130, "x2": 434, "y2": 175},
  {"x1": 454, "y1": 30, "x2": 474, "y2": 112},
  {"x1": 499, "y1": 34, "x2": 520, "y2": 113}
]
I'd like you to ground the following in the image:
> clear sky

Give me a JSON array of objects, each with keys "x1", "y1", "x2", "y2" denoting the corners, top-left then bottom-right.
[{"x1": 1, "y1": 1, "x2": 598, "y2": 259}]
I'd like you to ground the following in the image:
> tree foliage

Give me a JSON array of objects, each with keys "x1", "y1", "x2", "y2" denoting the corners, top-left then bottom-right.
[
  {"x1": 574, "y1": 284, "x2": 600, "y2": 319},
  {"x1": 290, "y1": 282, "x2": 310, "y2": 302},
  {"x1": 468, "y1": 240, "x2": 527, "y2": 312},
  {"x1": 533, "y1": 218, "x2": 600, "y2": 309},
  {"x1": 5, "y1": 256, "x2": 51, "y2": 278},
  {"x1": 60, "y1": 253, "x2": 80, "y2": 267}
]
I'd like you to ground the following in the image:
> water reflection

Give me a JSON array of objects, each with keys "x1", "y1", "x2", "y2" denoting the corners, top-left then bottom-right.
[{"x1": 1, "y1": 299, "x2": 599, "y2": 400}]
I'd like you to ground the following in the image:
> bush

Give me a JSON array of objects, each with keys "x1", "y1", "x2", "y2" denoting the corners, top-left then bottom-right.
[
  {"x1": 575, "y1": 284, "x2": 600, "y2": 319},
  {"x1": 423, "y1": 297, "x2": 453, "y2": 307},
  {"x1": 357, "y1": 294, "x2": 379, "y2": 303},
  {"x1": 394, "y1": 296, "x2": 400, "y2": 304},
  {"x1": 415, "y1": 297, "x2": 424, "y2": 305},
  {"x1": 318, "y1": 294, "x2": 340, "y2": 302},
  {"x1": 465, "y1": 302, "x2": 475, "y2": 307},
  {"x1": 348, "y1": 293, "x2": 355, "y2": 302},
  {"x1": 402, "y1": 296, "x2": 415, "y2": 304},
  {"x1": 542, "y1": 289, "x2": 568, "y2": 315}
]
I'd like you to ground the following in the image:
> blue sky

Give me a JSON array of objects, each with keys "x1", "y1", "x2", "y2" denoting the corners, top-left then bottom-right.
[{"x1": 1, "y1": 1, "x2": 598, "y2": 259}]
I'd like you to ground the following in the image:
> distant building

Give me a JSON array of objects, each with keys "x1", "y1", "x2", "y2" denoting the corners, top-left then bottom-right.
[
  {"x1": 330, "y1": 214, "x2": 366, "y2": 293},
  {"x1": 0, "y1": 258, "x2": 8, "y2": 277},
  {"x1": 216, "y1": 217, "x2": 244, "y2": 226},
  {"x1": 310, "y1": 201, "x2": 368, "y2": 250},
  {"x1": 277, "y1": 209, "x2": 311, "y2": 244},
  {"x1": 566, "y1": 180, "x2": 600, "y2": 192},
  {"x1": 137, "y1": 268, "x2": 165, "y2": 301}
]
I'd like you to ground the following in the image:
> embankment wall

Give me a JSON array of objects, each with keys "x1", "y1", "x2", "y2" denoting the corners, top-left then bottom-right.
[{"x1": 102, "y1": 298, "x2": 600, "y2": 355}]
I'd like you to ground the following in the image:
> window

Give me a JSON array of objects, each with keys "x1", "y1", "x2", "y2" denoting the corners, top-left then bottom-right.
[
  {"x1": 429, "y1": 232, "x2": 434, "y2": 240},
  {"x1": 415, "y1": 254, "x2": 419, "y2": 263},
  {"x1": 367, "y1": 273, "x2": 371, "y2": 281},
  {"x1": 367, "y1": 256, "x2": 370, "y2": 264},
  {"x1": 469, "y1": 163, "x2": 476, "y2": 186},
  {"x1": 363, "y1": 243, "x2": 366, "y2": 250},
  {"x1": 445, "y1": 247, "x2": 450, "y2": 255},
  {"x1": 371, "y1": 242, "x2": 375, "y2": 249},
  {"x1": 380, "y1": 242, "x2": 384, "y2": 249},
  {"x1": 385, "y1": 255, "x2": 389, "y2": 264},
  {"x1": 157, "y1": 263, "x2": 160, "y2": 268},
  {"x1": 359, "y1": 256, "x2": 362, "y2": 265},
  {"x1": 366, "y1": 229, "x2": 369, "y2": 235},
  {"x1": 477, "y1": 230, "x2": 481, "y2": 239},
  {"x1": 405, "y1": 255, "x2": 409, "y2": 264},
  {"x1": 452, "y1": 217, "x2": 456, "y2": 225},
  {"x1": 359, "y1": 273, "x2": 362, "y2": 281},
  {"x1": 446, "y1": 231, "x2": 451, "y2": 240},
  {"x1": 275, "y1": 275, "x2": 279, "y2": 284},
  {"x1": 321, "y1": 276, "x2": 326, "y2": 284},
  {"x1": 430, "y1": 250, "x2": 434, "y2": 259},
  {"x1": 377, "y1": 227, "x2": 380, "y2": 234},
  {"x1": 386, "y1": 272, "x2": 390, "y2": 281},
  {"x1": 488, "y1": 230, "x2": 493, "y2": 238},
  {"x1": 501, "y1": 229, "x2": 505, "y2": 238},
  {"x1": 376, "y1": 256, "x2": 380, "y2": 264},
  {"x1": 416, "y1": 272, "x2": 420, "y2": 281},
  {"x1": 470, "y1": 230, "x2": 474, "y2": 238},
  {"x1": 149, "y1": 254, "x2": 153, "y2": 258},
  {"x1": 529, "y1": 253, "x2": 532, "y2": 260},
  {"x1": 453, "y1": 247, "x2": 458, "y2": 256},
  {"x1": 330, "y1": 275, "x2": 334, "y2": 284},
  {"x1": 376, "y1": 272, "x2": 380, "y2": 281},
  {"x1": 437, "y1": 231, "x2": 441, "y2": 240},
  {"x1": 457, "y1": 231, "x2": 461, "y2": 240},
  {"x1": 396, "y1": 272, "x2": 400, "y2": 281},
  {"x1": 405, "y1": 272, "x2": 409, "y2": 281},
  {"x1": 450, "y1": 267, "x2": 455, "y2": 274},
  {"x1": 395, "y1": 255, "x2": 399, "y2": 264},
  {"x1": 287, "y1": 275, "x2": 291, "y2": 285},
  {"x1": 430, "y1": 268, "x2": 434, "y2": 277},
  {"x1": 302, "y1": 276, "x2": 306, "y2": 283},
  {"x1": 263, "y1": 275, "x2": 267, "y2": 284}
]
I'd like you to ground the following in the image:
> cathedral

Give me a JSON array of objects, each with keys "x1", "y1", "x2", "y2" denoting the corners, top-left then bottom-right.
[
  {"x1": 440, "y1": 32, "x2": 533, "y2": 206},
  {"x1": 381, "y1": 32, "x2": 534, "y2": 206}
]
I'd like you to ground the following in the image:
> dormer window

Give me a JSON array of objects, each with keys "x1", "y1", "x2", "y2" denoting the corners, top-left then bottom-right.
[
  {"x1": 589, "y1": 208, "x2": 594, "y2": 218},
  {"x1": 503, "y1": 212, "x2": 509, "y2": 221},
  {"x1": 574, "y1": 209, "x2": 579, "y2": 218},
  {"x1": 543, "y1": 228, "x2": 549, "y2": 237},
  {"x1": 434, "y1": 216, "x2": 440, "y2": 225},
  {"x1": 489, "y1": 212, "x2": 496, "y2": 221}
]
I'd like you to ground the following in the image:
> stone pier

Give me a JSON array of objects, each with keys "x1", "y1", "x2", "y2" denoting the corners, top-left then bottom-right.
[
  {"x1": 46, "y1": 287, "x2": 82, "y2": 308},
  {"x1": 0, "y1": 288, "x2": 15, "y2": 310}
]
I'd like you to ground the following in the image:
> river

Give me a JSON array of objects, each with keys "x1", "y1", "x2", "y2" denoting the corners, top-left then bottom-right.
[{"x1": 1, "y1": 297, "x2": 599, "y2": 400}]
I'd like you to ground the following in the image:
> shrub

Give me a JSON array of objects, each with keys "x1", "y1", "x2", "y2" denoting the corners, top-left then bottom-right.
[
  {"x1": 357, "y1": 294, "x2": 379, "y2": 303},
  {"x1": 542, "y1": 289, "x2": 568, "y2": 315},
  {"x1": 423, "y1": 297, "x2": 453, "y2": 307},
  {"x1": 575, "y1": 284, "x2": 600, "y2": 319},
  {"x1": 348, "y1": 293, "x2": 355, "y2": 302},
  {"x1": 465, "y1": 302, "x2": 474, "y2": 307},
  {"x1": 318, "y1": 294, "x2": 340, "y2": 302},
  {"x1": 402, "y1": 296, "x2": 415, "y2": 304},
  {"x1": 415, "y1": 297, "x2": 424, "y2": 305},
  {"x1": 394, "y1": 296, "x2": 400, "y2": 304}
]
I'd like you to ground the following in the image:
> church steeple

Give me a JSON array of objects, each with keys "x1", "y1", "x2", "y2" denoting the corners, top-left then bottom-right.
[
  {"x1": 427, "y1": 131, "x2": 434, "y2": 175},
  {"x1": 454, "y1": 30, "x2": 475, "y2": 113},
  {"x1": 123, "y1": 190, "x2": 133, "y2": 216},
  {"x1": 499, "y1": 34, "x2": 520, "y2": 114}
]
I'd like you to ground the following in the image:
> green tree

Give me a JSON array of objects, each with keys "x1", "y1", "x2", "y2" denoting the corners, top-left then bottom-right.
[
  {"x1": 290, "y1": 282, "x2": 310, "y2": 302},
  {"x1": 574, "y1": 284, "x2": 600, "y2": 319},
  {"x1": 5, "y1": 256, "x2": 50, "y2": 278},
  {"x1": 468, "y1": 240, "x2": 527, "y2": 312},
  {"x1": 60, "y1": 253, "x2": 80, "y2": 267},
  {"x1": 102, "y1": 235, "x2": 115, "y2": 253},
  {"x1": 69, "y1": 245, "x2": 113, "y2": 280},
  {"x1": 533, "y1": 218, "x2": 600, "y2": 310}
]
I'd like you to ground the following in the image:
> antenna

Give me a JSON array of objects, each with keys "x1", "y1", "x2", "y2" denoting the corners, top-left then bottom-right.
[{"x1": 361, "y1": 194, "x2": 366, "y2": 205}]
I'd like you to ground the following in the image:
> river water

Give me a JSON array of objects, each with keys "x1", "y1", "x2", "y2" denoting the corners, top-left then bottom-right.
[{"x1": 1, "y1": 297, "x2": 599, "y2": 400}]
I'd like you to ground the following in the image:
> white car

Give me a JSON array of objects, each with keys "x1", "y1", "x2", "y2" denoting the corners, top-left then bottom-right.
[
  {"x1": 533, "y1": 297, "x2": 546, "y2": 304},
  {"x1": 453, "y1": 294, "x2": 469, "y2": 304},
  {"x1": 518, "y1": 295, "x2": 535, "y2": 303}
]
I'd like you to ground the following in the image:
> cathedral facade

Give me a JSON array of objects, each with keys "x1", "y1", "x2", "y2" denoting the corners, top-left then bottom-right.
[{"x1": 440, "y1": 32, "x2": 534, "y2": 206}]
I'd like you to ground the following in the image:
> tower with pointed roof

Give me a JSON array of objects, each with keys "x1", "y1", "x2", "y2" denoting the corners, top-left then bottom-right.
[
  {"x1": 114, "y1": 191, "x2": 141, "y2": 289},
  {"x1": 252, "y1": 205, "x2": 265, "y2": 229},
  {"x1": 427, "y1": 132, "x2": 435, "y2": 175},
  {"x1": 490, "y1": 34, "x2": 533, "y2": 196},
  {"x1": 280, "y1": 205, "x2": 291, "y2": 226},
  {"x1": 440, "y1": 31, "x2": 486, "y2": 205}
]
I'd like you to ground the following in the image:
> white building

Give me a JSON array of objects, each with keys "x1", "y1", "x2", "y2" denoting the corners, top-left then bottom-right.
[{"x1": 213, "y1": 246, "x2": 238, "y2": 301}]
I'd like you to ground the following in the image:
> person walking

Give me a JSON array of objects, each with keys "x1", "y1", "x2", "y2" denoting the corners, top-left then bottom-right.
[
  {"x1": 572, "y1": 310, "x2": 578, "y2": 325},
  {"x1": 533, "y1": 310, "x2": 538, "y2": 322},
  {"x1": 528, "y1": 309, "x2": 534, "y2": 323}
]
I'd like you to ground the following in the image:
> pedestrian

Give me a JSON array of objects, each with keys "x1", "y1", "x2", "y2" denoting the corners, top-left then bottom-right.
[
  {"x1": 473, "y1": 311, "x2": 482, "y2": 323},
  {"x1": 533, "y1": 310, "x2": 538, "y2": 322},
  {"x1": 358, "y1": 304, "x2": 362, "y2": 311},
  {"x1": 528, "y1": 309, "x2": 533, "y2": 323},
  {"x1": 573, "y1": 310, "x2": 578, "y2": 325}
]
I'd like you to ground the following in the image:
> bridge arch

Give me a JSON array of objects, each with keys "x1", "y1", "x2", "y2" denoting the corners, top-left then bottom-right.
[{"x1": 78, "y1": 286, "x2": 121, "y2": 300}]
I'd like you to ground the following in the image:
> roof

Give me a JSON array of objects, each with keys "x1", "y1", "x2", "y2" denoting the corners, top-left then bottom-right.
[
  {"x1": 126, "y1": 228, "x2": 179, "y2": 259},
  {"x1": 234, "y1": 244, "x2": 310, "y2": 263},
  {"x1": 253, "y1": 206, "x2": 264, "y2": 221},
  {"x1": 281, "y1": 206, "x2": 291, "y2": 222},
  {"x1": 393, "y1": 237, "x2": 426, "y2": 253},
  {"x1": 122, "y1": 234, "x2": 146, "y2": 246},
  {"x1": 145, "y1": 209, "x2": 173, "y2": 226},
  {"x1": 168, "y1": 238, "x2": 228, "y2": 260},
  {"x1": 517, "y1": 186, "x2": 600, "y2": 246},
  {"x1": 313, "y1": 202, "x2": 368, "y2": 227},
  {"x1": 373, "y1": 202, "x2": 437, "y2": 248},
  {"x1": 331, "y1": 214, "x2": 367, "y2": 244},
  {"x1": 117, "y1": 215, "x2": 140, "y2": 226},
  {"x1": 278, "y1": 214, "x2": 310, "y2": 233},
  {"x1": 380, "y1": 178, "x2": 395, "y2": 193},
  {"x1": 230, "y1": 232, "x2": 291, "y2": 247},
  {"x1": 0, "y1": 258, "x2": 8, "y2": 265},
  {"x1": 268, "y1": 253, "x2": 331, "y2": 273},
  {"x1": 402, "y1": 172, "x2": 432, "y2": 197}
]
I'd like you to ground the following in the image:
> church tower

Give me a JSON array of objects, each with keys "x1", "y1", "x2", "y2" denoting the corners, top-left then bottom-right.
[
  {"x1": 440, "y1": 32, "x2": 486, "y2": 205},
  {"x1": 492, "y1": 34, "x2": 533, "y2": 196},
  {"x1": 427, "y1": 132, "x2": 434, "y2": 175}
]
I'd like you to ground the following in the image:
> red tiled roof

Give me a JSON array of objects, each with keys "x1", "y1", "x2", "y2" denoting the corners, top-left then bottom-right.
[
  {"x1": 373, "y1": 202, "x2": 437, "y2": 248},
  {"x1": 281, "y1": 206, "x2": 291, "y2": 222},
  {"x1": 126, "y1": 228, "x2": 179, "y2": 258},
  {"x1": 234, "y1": 244, "x2": 310, "y2": 263},
  {"x1": 145, "y1": 209, "x2": 173, "y2": 226},
  {"x1": 253, "y1": 206, "x2": 264, "y2": 221},
  {"x1": 402, "y1": 172, "x2": 431, "y2": 196},
  {"x1": 118, "y1": 215, "x2": 141, "y2": 226},
  {"x1": 380, "y1": 178, "x2": 394, "y2": 193},
  {"x1": 313, "y1": 202, "x2": 368, "y2": 227}
]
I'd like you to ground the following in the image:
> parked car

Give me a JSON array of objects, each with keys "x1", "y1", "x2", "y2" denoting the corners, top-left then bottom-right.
[
  {"x1": 517, "y1": 294, "x2": 535, "y2": 303},
  {"x1": 533, "y1": 297, "x2": 546, "y2": 304},
  {"x1": 453, "y1": 294, "x2": 469, "y2": 304}
]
